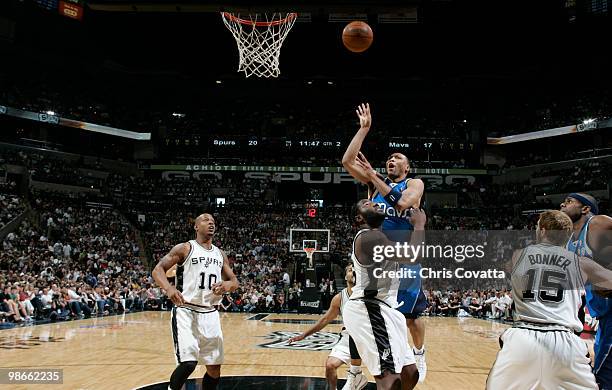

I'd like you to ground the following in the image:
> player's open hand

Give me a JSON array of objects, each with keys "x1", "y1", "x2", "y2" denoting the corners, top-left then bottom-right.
[
  {"x1": 356, "y1": 103, "x2": 372, "y2": 130},
  {"x1": 287, "y1": 334, "x2": 305, "y2": 344},
  {"x1": 356, "y1": 152, "x2": 377, "y2": 178},
  {"x1": 166, "y1": 286, "x2": 185, "y2": 306},
  {"x1": 409, "y1": 208, "x2": 427, "y2": 229},
  {"x1": 211, "y1": 281, "x2": 232, "y2": 295}
]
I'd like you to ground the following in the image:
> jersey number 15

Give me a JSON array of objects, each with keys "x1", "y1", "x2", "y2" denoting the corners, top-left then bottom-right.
[{"x1": 522, "y1": 269, "x2": 566, "y2": 303}]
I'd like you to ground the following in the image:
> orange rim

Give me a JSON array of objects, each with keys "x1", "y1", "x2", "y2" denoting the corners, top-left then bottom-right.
[{"x1": 222, "y1": 12, "x2": 297, "y2": 27}]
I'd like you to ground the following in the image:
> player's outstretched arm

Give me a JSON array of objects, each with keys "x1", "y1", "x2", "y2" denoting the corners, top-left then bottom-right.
[
  {"x1": 580, "y1": 256, "x2": 612, "y2": 292},
  {"x1": 212, "y1": 250, "x2": 239, "y2": 295},
  {"x1": 152, "y1": 242, "x2": 190, "y2": 306},
  {"x1": 407, "y1": 208, "x2": 426, "y2": 262},
  {"x1": 342, "y1": 103, "x2": 374, "y2": 184},
  {"x1": 394, "y1": 209, "x2": 426, "y2": 263},
  {"x1": 288, "y1": 293, "x2": 341, "y2": 343}
]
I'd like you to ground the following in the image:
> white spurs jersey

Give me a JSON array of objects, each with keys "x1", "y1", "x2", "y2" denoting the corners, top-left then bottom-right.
[
  {"x1": 339, "y1": 288, "x2": 350, "y2": 315},
  {"x1": 176, "y1": 240, "x2": 224, "y2": 310},
  {"x1": 350, "y1": 229, "x2": 400, "y2": 308},
  {"x1": 339, "y1": 288, "x2": 351, "y2": 335},
  {"x1": 511, "y1": 242, "x2": 585, "y2": 332}
]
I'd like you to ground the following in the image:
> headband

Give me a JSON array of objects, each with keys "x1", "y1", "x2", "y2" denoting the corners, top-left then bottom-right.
[{"x1": 568, "y1": 193, "x2": 598, "y2": 215}]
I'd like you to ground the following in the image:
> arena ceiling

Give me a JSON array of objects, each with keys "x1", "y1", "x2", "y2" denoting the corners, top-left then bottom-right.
[{"x1": 0, "y1": 0, "x2": 611, "y2": 83}]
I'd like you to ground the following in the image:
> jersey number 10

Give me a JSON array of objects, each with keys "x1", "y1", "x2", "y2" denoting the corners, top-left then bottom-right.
[{"x1": 199, "y1": 273, "x2": 218, "y2": 290}]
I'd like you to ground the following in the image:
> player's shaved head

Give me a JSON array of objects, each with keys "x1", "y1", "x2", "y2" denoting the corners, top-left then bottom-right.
[
  {"x1": 388, "y1": 152, "x2": 409, "y2": 163},
  {"x1": 195, "y1": 213, "x2": 213, "y2": 224},
  {"x1": 193, "y1": 213, "x2": 216, "y2": 239}
]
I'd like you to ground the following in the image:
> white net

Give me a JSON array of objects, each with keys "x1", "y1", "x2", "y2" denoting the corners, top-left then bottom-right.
[{"x1": 221, "y1": 12, "x2": 297, "y2": 78}]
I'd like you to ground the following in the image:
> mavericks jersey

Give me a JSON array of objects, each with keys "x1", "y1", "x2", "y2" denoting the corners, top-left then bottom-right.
[
  {"x1": 350, "y1": 229, "x2": 400, "y2": 308},
  {"x1": 176, "y1": 240, "x2": 224, "y2": 309},
  {"x1": 567, "y1": 216, "x2": 594, "y2": 258},
  {"x1": 371, "y1": 177, "x2": 415, "y2": 233},
  {"x1": 512, "y1": 243, "x2": 584, "y2": 332},
  {"x1": 371, "y1": 177, "x2": 422, "y2": 307},
  {"x1": 566, "y1": 216, "x2": 612, "y2": 374},
  {"x1": 566, "y1": 216, "x2": 610, "y2": 318}
]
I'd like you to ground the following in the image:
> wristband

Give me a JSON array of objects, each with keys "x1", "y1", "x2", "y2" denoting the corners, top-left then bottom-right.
[{"x1": 384, "y1": 186, "x2": 403, "y2": 206}]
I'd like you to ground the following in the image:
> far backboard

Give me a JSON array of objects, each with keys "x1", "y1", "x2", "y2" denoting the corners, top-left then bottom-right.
[{"x1": 289, "y1": 229, "x2": 330, "y2": 253}]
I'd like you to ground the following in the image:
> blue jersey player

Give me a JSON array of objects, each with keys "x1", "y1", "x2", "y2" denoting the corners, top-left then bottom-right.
[
  {"x1": 342, "y1": 103, "x2": 427, "y2": 382},
  {"x1": 562, "y1": 192, "x2": 612, "y2": 390}
]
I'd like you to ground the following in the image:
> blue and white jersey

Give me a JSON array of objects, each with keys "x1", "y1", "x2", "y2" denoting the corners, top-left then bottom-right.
[
  {"x1": 567, "y1": 216, "x2": 594, "y2": 258},
  {"x1": 567, "y1": 216, "x2": 612, "y2": 374},
  {"x1": 370, "y1": 177, "x2": 423, "y2": 313},
  {"x1": 371, "y1": 177, "x2": 416, "y2": 235}
]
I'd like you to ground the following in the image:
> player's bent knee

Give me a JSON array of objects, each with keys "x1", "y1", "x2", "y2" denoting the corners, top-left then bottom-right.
[{"x1": 325, "y1": 357, "x2": 342, "y2": 371}]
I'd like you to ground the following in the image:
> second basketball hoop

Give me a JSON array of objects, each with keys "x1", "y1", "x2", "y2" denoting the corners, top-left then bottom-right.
[
  {"x1": 221, "y1": 12, "x2": 297, "y2": 78},
  {"x1": 303, "y1": 245, "x2": 316, "y2": 269}
]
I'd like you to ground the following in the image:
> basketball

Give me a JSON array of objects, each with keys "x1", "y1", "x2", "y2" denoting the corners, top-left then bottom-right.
[{"x1": 342, "y1": 21, "x2": 373, "y2": 53}]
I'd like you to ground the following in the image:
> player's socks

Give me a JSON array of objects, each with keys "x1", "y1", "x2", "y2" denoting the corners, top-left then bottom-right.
[
  {"x1": 203, "y1": 372, "x2": 220, "y2": 389},
  {"x1": 349, "y1": 364, "x2": 362, "y2": 374},
  {"x1": 169, "y1": 361, "x2": 197, "y2": 390}
]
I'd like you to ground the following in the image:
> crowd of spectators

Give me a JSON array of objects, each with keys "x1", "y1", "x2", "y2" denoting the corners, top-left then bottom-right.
[
  {"x1": 1, "y1": 146, "x2": 610, "y2": 325},
  {"x1": 0, "y1": 189, "x2": 156, "y2": 324},
  {"x1": 0, "y1": 180, "x2": 25, "y2": 230},
  {"x1": 423, "y1": 288, "x2": 513, "y2": 321}
]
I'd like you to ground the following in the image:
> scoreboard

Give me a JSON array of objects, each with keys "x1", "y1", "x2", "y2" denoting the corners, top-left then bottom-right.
[
  {"x1": 166, "y1": 136, "x2": 476, "y2": 153},
  {"x1": 36, "y1": 0, "x2": 84, "y2": 20},
  {"x1": 36, "y1": 0, "x2": 58, "y2": 11},
  {"x1": 163, "y1": 135, "x2": 480, "y2": 166}
]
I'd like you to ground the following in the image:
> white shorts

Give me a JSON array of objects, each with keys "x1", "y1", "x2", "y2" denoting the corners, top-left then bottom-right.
[
  {"x1": 486, "y1": 327, "x2": 597, "y2": 390},
  {"x1": 343, "y1": 299, "x2": 415, "y2": 376},
  {"x1": 171, "y1": 307, "x2": 224, "y2": 365},
  {"x1": 329, "y1": 331, "x2": 351, "y2": 365}
]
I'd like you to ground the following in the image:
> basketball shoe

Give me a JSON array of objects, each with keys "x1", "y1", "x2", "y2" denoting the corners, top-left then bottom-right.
[
  {"x1": 414, "y1": 346, "x2": 427, "y2": 382},
  {"x1": 342, "y1": 370, "x2": 368, "y2": 390}
]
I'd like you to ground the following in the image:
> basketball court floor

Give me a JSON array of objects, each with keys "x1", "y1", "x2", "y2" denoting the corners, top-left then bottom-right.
[{"x1": 1, "y1": 312, "x2": 510, "y2": 389}]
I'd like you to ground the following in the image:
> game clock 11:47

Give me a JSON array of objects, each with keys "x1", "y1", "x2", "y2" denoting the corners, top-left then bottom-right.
[{"x1": 284, "y1": 140, "x2": 343, "y2": 149}]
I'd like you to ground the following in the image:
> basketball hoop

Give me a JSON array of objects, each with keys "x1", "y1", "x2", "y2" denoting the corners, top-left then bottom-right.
[
  {"x1": 221, "y1": 12, "x2": 297, "y2": 78},
  {"x1": 304, "y1": 247, "x2": 316, "y2": 269}
]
